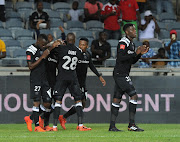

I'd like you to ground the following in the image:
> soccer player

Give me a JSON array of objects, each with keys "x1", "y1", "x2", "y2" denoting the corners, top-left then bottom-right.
[
  {"x1": 109, "y1": 24, "x2": 149, "y2": 132},
  {"x1": 59, "y1": 38, "x2": 106, "y2": 130},
  {"x1": 24, "y1": 34, "x2": 59, "y2": 132},
  {"x1": 52, "y1": 33, "x2": 91, "y2": 131}
]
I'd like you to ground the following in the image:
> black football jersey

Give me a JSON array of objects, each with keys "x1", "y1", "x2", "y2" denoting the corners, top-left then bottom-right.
[
  {"x1": 45, "y1": 48, "x2": 58, "y2": 88},
  {"x1": 76, "y1": 50, "x2": 100, "y2": 87},
  {"x1": 54, "y1": 43, "x2": 82, "y2": 80},
  {"x1": 114, "y1": 37, "x2": 141, "y2": 76},
  {"x1": 26, "y1": 44, "x2": 47, "y2": 82}
]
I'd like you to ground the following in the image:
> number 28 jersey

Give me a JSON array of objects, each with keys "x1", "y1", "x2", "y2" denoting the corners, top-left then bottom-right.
[{"x1": 54, "y1": 43, "x2": 82, "y2": 80}]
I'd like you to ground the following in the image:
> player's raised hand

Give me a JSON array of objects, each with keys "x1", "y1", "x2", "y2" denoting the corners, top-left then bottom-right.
[
  {"x1": 52, "y1": 41, "x2": 61, "y2": 48},
  {"x1": 136, "y1": 46, "x2": 142, "y2": 55},
  {"x1": 99, "y1": 76, "x2": 106, "y2": 86}
]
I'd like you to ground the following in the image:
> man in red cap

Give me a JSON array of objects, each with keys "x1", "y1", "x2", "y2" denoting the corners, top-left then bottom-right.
[{"x1": 165, "y1": 30, "x2": 180, "y2": 67}]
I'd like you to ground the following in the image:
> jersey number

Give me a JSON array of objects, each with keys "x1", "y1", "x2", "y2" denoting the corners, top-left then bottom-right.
[
  {"x1": 34, "y1": 86, "x2": 41, "y2": 91},
  {"x1": 62, "y1": 56, "x2": 78, "y2": 70}
]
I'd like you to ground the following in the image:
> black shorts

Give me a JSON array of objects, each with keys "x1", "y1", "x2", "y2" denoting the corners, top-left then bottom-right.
[
  {"x1": 30, "y1": 80, "x2": 52, "y2": 102},
  {"x1": 53, "y1": 79, "x2": 82, "y2": 101},
  {"x1": 113, "y1": 74, "x2": 136, "y2": 99}
]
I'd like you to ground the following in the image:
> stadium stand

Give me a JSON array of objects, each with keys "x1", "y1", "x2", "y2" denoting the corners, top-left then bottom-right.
[{"x1": 1, "y1": 0, "x2": 180, "y2": 67}]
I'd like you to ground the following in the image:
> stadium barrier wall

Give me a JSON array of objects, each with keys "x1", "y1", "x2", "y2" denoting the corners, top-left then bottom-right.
[{"x1": 0, "y1": 76, "x2": 179, "y2": 124}]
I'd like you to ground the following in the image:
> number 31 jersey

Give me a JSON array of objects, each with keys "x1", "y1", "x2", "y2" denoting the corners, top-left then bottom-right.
[{"x1": 54, "y1": 43, "x2": 82, "y2": 80}]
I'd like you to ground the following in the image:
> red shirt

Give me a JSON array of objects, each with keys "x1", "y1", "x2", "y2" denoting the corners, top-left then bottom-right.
[
  {"x1": 101, "y1": 2, "x2": 120, "y2": 31},
  {"x1": 119, "y1": 0, "x2": 139, "y2": 20},
  {"x1": 84, "y1": 1, "x2": 103, "y2": 14}
]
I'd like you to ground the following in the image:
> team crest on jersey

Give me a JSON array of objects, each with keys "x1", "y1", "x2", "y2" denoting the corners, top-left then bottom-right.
[
  {"x1": 120, "y1": 44, "x2": 125, "y2": 50},
  {"x1": 27, "y1": 55, "x2": 31, "y2": 60}
]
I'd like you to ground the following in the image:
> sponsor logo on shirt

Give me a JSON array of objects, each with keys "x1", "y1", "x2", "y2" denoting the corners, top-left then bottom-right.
[
  {"x1": 27, "y1": 55, "x2": 31, "y2": 60},
  {"x1": 120, "y1": 44, "x2": 125, "y2": 50},
  {"x1": 78, "y1": 60, "x2": 89, "y2": 64},
  {"x1": 35, "y1": 57, "x2": 39, "y2": 60},
  {"x1": 127, "y1": 50, "x2": 134, "y2": 54}
]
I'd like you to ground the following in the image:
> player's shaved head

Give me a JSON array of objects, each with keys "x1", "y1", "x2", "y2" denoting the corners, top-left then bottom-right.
[{"x1": 67, "y1": 33, "x2": 75, "y2": 44}]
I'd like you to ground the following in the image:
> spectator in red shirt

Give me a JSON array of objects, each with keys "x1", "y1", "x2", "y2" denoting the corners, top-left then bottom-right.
[
  {"x1": 119, "y1": 0, "x2": 141, "y2": 38},
  {"x1": 101, "y1": 0, "x2": 121, "y2": 40},
  {"x1": 84, "y1": 0, "x2": 103, "y2": 21}
]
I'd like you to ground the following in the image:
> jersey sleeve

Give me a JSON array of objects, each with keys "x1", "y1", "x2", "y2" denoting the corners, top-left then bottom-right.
[
  {"x1": 88, "y1": 52, "x2": 100, "y2": 77},
  {"x1": 117, "y1": 42, "x2": 137, "y2": 61},
  {"x1": 1, "y1": 40, "x2": 6, "y2": 52},
  {"x1": 133, "y1": 0, "x2": 139, "y2": 11},
  {"x1": 26, "y1": 51, "x2": 33, "y2": 62}
]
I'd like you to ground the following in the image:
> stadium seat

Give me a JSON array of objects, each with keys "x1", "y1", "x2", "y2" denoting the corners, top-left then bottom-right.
[
  {"x1": 0, "y1": 21, "x2": 4, "y2": 29},
  {"x1": 76, "y1": 30, "x2": 94, "y2": 40},
  {"x1": 1, "y1": 58, "x2": 21, "y2": 67},
  {"x1": 5, "y1": 1, "x2": 14, "y2": 11},
  {"x1": 158, "y1": 30, "x2": 170, "y2": 40},
  {"x1": 55, "y1": 29, "x2": 71, "y2": 39},
  {"x1": 86, "y1": 20, "x2": 104, "y2": 31},
  {"x1": 104, "y1": 58, "x2": 116, "y2": 67},
  {"x1": 158, "y1": 12, "x2": 177, "y2": 22},
  {"x1": 39, "y1": 29, "x2": 54, "y2": 36},
  {"x1": 0, "y1": 29, "x2": 13, "y2": 40},
  {"x1": 50, "y1": 19, "x2": 64, "y2": 30},
  {"x1": 133, "y1": 40, "x2": 142, "y2": 48},
  {"x1": 157, "y1": 21, "x2": 168, "y2": 31},
  {"x1": 21, "y1": 40, "x2": 36, "y2": 49},
  {"x1": 111, "y1": 48, "x2": 117, "y2": 58},
  {"x1": 4, "y1": 40, "x2": 21, "y2": 50},
  {"x1": 6, "y1": 49, "x2": 13, "y2": 58},
  {"x1": 15, "y1": 2, "x2": 34, "y2": 13},
  {"x1": 52, "y1": 2, "x2": 70, "y2": 13},
  {"x1": 42, "y1": 2, "x2": 52, "y2": 11},
  {"x1": 167, "y1": 22, "x2": 180, "y2": 31},
  {"x1": 48, "y1": 10, "x2": 61, "y2": 20},
  {"x1": 149, "y1": 41, "x2": 163, "y2": 48},
  {"x1": 6, "y1": 11, "x2": 22, "y2": 21},
  {"x1": 13, "y1": 49, "x2": 26, "y2": 58},
  {"x1": 14, "y1": 29, "x2": 33, "y2": 40},
  {"x1": 5, "y1": 20, "x2": 24, "y2": 30},
  {"x1": 66, "y1": 21, "x2": 84, "y2": 31},
  {"x1": 107, "y1": 39, "x2": 118, "y2": 48}
]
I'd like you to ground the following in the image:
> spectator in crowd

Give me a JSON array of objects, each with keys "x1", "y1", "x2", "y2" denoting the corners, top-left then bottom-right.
[
  {"x1": 67, "y1": 1, "x2": 83, "y2": 22},
  {"x1": 84, "y1": 0, "x2": 103, "y2": 21},
  {"x1": 0, "y1": 39, "x2": 6, "y2": 59},
  {"x1": 29, "y1": 1, "x2": 50, "y2": 38},
  {"x1": 155, "y1": 0, "x2": 173, "y2": 14},
  {"x1": 0, "y1": 0, "x2": 6, "y2": 22},
  {"x1": 101, "y1": 0, "x2": 121, "y2": 40},
  {"x1": 91, "y1": 31, "x2": 111, "y2": 65},
  {"x1": 139, "y1": 40, "x2": 156, "y2": 68},
  {"x1": 119, "y1": 0, "x2": 141, "y2": 38},
  {"x1": 165, "y1": 30, "x2": 180, "y2": 68},
  {"x1": 139, "y1": 10, "x2": 160, "y2": 41},
  {"x1": 152, "y1": 48, "x2": 168, "y2": 68}
]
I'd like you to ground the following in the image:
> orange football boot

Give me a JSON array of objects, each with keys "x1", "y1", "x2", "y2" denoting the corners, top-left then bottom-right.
[{"x1": 24, "y1": 115, "x2": 33, "y2": 132}]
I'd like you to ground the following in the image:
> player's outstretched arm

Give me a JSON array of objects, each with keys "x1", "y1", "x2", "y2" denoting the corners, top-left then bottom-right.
[{"x1": 99, "y1": 76, "x2": 106, "y2": 86}]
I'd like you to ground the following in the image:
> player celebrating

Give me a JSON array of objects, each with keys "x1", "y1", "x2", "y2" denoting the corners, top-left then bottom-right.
[
  {"x1": 24, "y1": 34, "x2": 59, "y2": 132},
  {"x1": 59, "y1": 38, "x2": 106, "y2": 130},
  {"x1": 52, "y1": 33, "x2": 91, "y2": 131},
  {"x1": 109, "y1": 24, "x2": 149, "y2": 132}
]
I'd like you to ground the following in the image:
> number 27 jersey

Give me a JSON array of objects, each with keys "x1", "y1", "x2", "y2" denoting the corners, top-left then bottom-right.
[{"x1": 54, "y1": 43, "x2": 82, "y2": 80}]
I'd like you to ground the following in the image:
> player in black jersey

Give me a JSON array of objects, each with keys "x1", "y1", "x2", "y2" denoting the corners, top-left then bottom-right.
[
  {"x1": 58, "y1": 38, "x2": 106, "y2": 130},
  {"x1": 52, "y1": 33, "x2": 91, "y2": 131},
  {"x1": 109, "y1": 24, "x2": 149, "y2": 132},
  {"x1": 24, "y1": 34, "x2": 59, "y2": 132}
]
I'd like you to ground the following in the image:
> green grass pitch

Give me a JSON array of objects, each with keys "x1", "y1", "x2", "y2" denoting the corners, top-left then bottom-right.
[{"x1": 0, "y1": 124, "x2": 179, "y2": 142}]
